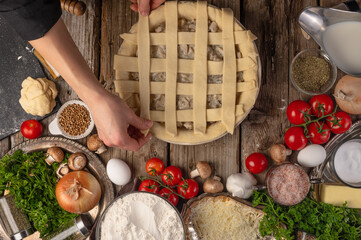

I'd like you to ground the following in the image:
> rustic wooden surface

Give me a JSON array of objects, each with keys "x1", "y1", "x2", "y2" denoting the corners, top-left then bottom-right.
[{"x1": 2, "y1": 0, "x2": 361, "y2": 196}]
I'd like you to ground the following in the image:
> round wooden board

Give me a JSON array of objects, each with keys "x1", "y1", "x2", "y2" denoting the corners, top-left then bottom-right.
[{"x1": 0, "y1": 137, "x2": 115, "y2": 240}]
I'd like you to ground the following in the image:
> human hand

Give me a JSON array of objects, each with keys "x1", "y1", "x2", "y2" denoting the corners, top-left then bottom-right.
[
  {"x1": 130, "y1": 0, "x2": 166, "y2": 16},
  {"x1": 87, "y1": 91, "x2": 153, "y2": 151}
]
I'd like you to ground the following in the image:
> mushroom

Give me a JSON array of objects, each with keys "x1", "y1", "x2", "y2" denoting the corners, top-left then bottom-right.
[
  {"x1": 203, "y1": 176, "x2": 224, "y2": 193},
  {"x1": 87, "y1": 134, "x2": 107, "y2": 154},
  {"x1": 56, "y1": 163, "x2": 70, "y2": 178},
  {"x1": 68, "y1": 153, "x2": 87, "y2": 171},
  {"x1": 270, "y1": 144, "x2": 292, "y2": 164},
  {"x1": 190, "y1": 161, "x2": 212, "y2": 179},
  {"x1": 45, "y1": 147, "x2": 64, "y2": 165}
]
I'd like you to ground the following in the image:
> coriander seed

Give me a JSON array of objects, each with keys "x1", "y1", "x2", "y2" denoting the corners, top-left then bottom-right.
[{"x1": 58, "y1": 104, "x2": 91, "y2": 136}]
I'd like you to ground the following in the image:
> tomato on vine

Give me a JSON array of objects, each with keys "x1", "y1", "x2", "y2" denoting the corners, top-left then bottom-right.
[
  {"x1": 159, "y1": 188, "x2": 179, "y2": 206},
  {"x1": 145, "y1": 158, "x2": 165, "y2": 176},
  {"x1": 326, "y1": 111, "x2": 352, "y2": 134},
  {"x1": 284, "y1": 127, "x2": 308, "y2": 150},
  {"x1": 309, "y1": 94, "x2": 334, "y2": 117},
  {"x1": 138, "y1": 179, "x2": 160, "y2": 193},
  {"x1": 287, "y1": 100, "x2": 311, "y2": 125},
  {"x1": 307, "y1": 122, "x2": 331, "y2": 144},
  {"x1": 161, "y1": 166, "x2": 182, "y2": 186},
  {"x1": 177, "y1": 179, "x2": 199, "y2": 199}
]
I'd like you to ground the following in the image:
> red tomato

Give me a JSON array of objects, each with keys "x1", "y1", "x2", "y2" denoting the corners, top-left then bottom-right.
[
  {"x1": 177, "y1": 179, "x2": 199, "y2": 199},
  {"x1": 20, "y1": 119, "x2": 43, "y2": 139},
  {"x1": 286, "y1": 100, "x2": 311, "y2": 125},
  {"x1": 284, "y1": 126, "x2": 307, "y2": 150},
  {"x1": 145, "y1": 158, "x2": 165, "y2": 176},
  {"x1": 326, "y1": 111, "x2": 352, "y2": 134},
  {"x1": 159, "y1": 188, "x2": 179, "y2": 206},
  {"x1": 245, "y1": 153, "x2": 268, "y2": 174},
  {"x1": 138, "y1": 179, "x2": 160, "y2": 193},
  {"x1": 307, "y1": 122, "x2": 331, "y2": 144},
  {"x1": 309, "y1": 94, "x2": 334, "y2": 117},
  {"x1": 161, "y1": 166, "x2": 182, "y2": 186}
]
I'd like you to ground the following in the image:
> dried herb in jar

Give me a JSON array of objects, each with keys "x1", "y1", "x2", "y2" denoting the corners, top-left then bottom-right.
[
  {"x1": 58, "y1": 104, "x2": 90, "y2": 136},
  {"x1": 292, "y1": 56, "x2": 330, "y2": 92}
]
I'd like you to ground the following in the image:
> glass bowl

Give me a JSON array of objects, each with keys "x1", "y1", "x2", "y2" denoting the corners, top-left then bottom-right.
[
  {"x1": 290, "y1": 49, "x2": 337, "y2": 95},
  {"x1": 95, "y1": 191, "x2": 186, "y2": 240},
  {"x1": 330, "y1": 138, "x2": 361, "y2": 188}
]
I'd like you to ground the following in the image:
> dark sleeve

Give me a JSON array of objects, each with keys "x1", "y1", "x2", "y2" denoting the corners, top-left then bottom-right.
[{"x1": 0, "y1": 0, "x2": 62, "y2": 41}]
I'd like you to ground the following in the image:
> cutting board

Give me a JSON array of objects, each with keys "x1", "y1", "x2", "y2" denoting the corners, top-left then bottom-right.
[{"x1": 0, "y1": 16, "x2": 59, "y2": 140}]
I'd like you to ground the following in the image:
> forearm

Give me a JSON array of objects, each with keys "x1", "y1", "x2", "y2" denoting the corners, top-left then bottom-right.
[{"x1": 28, "y1": 18, "x2": 106, "y2": 106}]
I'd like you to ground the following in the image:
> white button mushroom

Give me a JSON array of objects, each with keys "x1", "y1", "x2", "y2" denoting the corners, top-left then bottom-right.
[
  {"x1": 45, "y1": 147, "x2": 64, "y2": 165},
  {"x1": 68, "y1": 153, "x2": 87, "y2": 171},
  {"x1": 87, "y1": 134, "x2": 107, "y2": 154},
  {"x1": 106, "y1": 159, "x2": 131, "y2": 186},
  {"x1": 226, "y1": 172, "x2": 257, "y2": 199},
  {"x1": 190, "y1": 161, "x2": 212, "y2": 179}
]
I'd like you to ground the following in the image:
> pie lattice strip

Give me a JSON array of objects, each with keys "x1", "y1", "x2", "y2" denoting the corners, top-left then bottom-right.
[
  {"x1": 114, "y1": 55, "x2": 256, "y2": 75},
  {"x1": 120, "y1": 30, "x2": 257, "y2": 46},
  {"x1": 150, "y1": 104, "x2": 244, "y2": 122},
  {"x1": 165, "y1": 1, "x2": 178, "y2": 136},
  {"x1": 114, "y1": 80, "x2": 257, "y2": 95},
  {"x1": 137, "y1": 13, "x2": 151, "y2": 120},
  {"x1": 221, "y1": 8, "x2": 237, "y2": 134}
]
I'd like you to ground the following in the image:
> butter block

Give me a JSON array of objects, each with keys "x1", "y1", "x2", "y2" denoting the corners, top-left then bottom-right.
[{"x1": 320, "y1": 183, "x2": 361, "y2": 209}]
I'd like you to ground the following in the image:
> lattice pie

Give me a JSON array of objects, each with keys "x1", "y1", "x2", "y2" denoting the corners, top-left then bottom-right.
[{"x1": 114, "y1": 1, "x2": 259, "y2": 144}]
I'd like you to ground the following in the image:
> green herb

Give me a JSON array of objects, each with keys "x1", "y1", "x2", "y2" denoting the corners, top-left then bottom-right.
[
  {"x1": 0, "y1": 150, "x2": 77, "y2": 237},
  {"x1": 252, "y1": 190, "x2": 361, "y2": 240},
  {"x1": 293, "y1": 56, "x2": 330, "y2": 92}
]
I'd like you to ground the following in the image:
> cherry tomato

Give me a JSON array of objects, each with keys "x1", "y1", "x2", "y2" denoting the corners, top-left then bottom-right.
[
  {"x1": 245, "y1": 153, "x2": 268, "y2": 174},
  {"x1": 284, "y1": 126, "x2": 307, "y2": 150},
  {"x1": 309, "y1": 94, "x2": 334, "y2": 117},
  {"x1": 159, "y1": 188, "x2": 179, "y2": 206},
  {"x1": 138, "y1": 179, "x2": 160, "y2": 194},
  {"x1": 20, "y1": 119, "x2": 43, "y2": 139},
  {"x1": 286, "y1": 100, "x2": 311, "y2": 125},
  {"x1": 161, "y1": 166, "x2": 182, "y2": 186},
  {"x1": 326, "y1": 111, "x2": 352, "y2": 134},
  {"x1": 177, "y1": 179, "x2": 199, "y2": 199},
  {"x1": 307, "y1": 122, "x2": 331, "y2": 144},
  {"x1": 145, "y1": 158, "x2": 165, "y2": 176}
]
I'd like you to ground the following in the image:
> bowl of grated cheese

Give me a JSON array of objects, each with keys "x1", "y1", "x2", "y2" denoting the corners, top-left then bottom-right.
[{"x1": 96, "y1": 191, "x2": 186, "y2": 240}]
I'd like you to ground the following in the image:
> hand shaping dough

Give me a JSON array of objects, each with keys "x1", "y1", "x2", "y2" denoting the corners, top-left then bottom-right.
[{"x1": 19, "y1": 77, "x2": 58, "y2": 116}]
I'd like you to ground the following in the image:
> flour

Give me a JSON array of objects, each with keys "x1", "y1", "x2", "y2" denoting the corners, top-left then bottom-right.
[{"x1": 100, "y1": 192, "x2": 184, "y2": 240}]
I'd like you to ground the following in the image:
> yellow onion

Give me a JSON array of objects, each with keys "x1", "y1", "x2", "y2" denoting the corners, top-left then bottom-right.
[{"x1": 56, "y1": 171, "x2": 101, "y2": 213}]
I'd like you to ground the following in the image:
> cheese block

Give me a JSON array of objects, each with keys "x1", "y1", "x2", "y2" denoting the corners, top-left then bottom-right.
[{"x1": 319, "y1": 183, "x2": 361, "y2": 208}]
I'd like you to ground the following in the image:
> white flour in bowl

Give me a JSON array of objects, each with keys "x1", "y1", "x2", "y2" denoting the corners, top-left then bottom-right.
[{"x1": 100, "y1": 192, "x2": 184, "y2": 240}]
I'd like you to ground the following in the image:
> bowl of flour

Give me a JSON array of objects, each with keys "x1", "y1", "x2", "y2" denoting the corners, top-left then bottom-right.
[{"x1": 96, "y1": 191, "x2": 186, "y2": 240}]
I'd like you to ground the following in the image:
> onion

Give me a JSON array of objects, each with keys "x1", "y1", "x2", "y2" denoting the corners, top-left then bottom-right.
[
  {"x1": 334, "y1": 75, "x2": 361, "y2": 114},
  {"x1": 56, "y1": 171, "x2": 101, "y2": 213}
]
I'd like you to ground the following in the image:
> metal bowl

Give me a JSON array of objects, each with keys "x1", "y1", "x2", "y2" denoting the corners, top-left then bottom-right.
[{"x1": 95, "y1": 191, "x2": 186, "y2": 240}]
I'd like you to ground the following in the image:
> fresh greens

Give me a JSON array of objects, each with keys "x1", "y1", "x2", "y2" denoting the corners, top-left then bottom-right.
[
  {"x1": 252, "y1": 190, "x2": 361, "y2": 240},
  {"x1": 0, "y1": 149, "x2": 77, "y2": 237}
]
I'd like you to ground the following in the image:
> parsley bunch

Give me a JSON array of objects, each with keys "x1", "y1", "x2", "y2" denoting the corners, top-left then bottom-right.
[
  {"x1": 252, "y1": 190, "x2": 361, "y2": 240},
  {"x1": 0, "y1": 150, "x2": 77, "y2": 237}
]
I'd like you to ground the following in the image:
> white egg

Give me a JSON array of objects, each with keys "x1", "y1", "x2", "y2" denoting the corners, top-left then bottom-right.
[
  {"x1": 297, "y1": 144, "x2": 326, "y2": 168},
  {"x1": 106, "y1": 158, "x2": 131, "y2": 186}
]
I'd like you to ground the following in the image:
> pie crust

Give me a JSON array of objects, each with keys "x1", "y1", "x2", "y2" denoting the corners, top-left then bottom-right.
[{"x1": 114, "y1": 1, "x2": 259, "y2": 144}]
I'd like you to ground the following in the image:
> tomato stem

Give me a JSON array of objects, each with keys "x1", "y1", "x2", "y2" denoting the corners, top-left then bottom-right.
[{"x1": 139, "y1": 176, "x2": 185, "y2": 199}]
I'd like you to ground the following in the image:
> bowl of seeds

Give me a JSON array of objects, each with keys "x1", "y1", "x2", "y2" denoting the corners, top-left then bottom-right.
[
  {"x1": 49, "y1": 99, "x2": 94, "y2": 140},
  {"x1": 290, "y1": 49, "x2": 337, "y2": 95}
]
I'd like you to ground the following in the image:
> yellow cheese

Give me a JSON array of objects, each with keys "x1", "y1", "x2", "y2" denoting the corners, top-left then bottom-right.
[{"x1": 320, "y1": 183, "x2": 361, "y2": 208}]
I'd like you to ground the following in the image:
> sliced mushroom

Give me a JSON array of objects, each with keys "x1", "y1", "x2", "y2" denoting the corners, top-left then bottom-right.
[
  {"x1": 87, "y1": 134, "x2": 107, "y2": 154},
  {"x1": 56, "y1": 163, "x2": 70, "y2": 178},
  {"x1": 203, "y1": 176, "x2": 224, "y2": 193},
  {"x1": 68, "y1": 153, "x2": 87, "y2": 171},
  {"x1": 190, "y1": 161, "x2": 212, "y2": 179},
  {"x1": 45, "y1": 147, "x2": 64, "y2": 165}
]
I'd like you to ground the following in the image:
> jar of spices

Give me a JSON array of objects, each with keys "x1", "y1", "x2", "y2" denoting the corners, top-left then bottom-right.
[
  {"x1": 290, "y1": 49, "x2": 337, "y2": 95},
  {"x1": 0, "y1": 195, "x2": 33, "y2": 240}
]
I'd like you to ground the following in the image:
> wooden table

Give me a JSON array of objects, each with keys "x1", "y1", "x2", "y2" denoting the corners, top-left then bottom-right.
[{"x1": 2, "y1": 0, "x2": 361, "y2": 193}]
